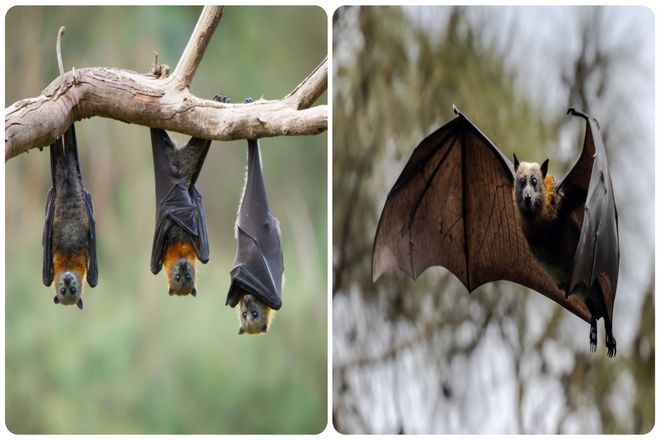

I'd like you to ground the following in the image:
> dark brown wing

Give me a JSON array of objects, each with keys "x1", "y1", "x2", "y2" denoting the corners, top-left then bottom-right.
[
  {"x1": 226, "y1": 139, "x2": 284, "y2": 310},
  {"x1": 372, "y1": 107, "x2": 591, "y2": 323},
  {"x1": 149, "y1": 128, "x2": 210, "y2": 274},
  {"x1": 560, "y1": 109, "x2": 619, "y2": 322}
]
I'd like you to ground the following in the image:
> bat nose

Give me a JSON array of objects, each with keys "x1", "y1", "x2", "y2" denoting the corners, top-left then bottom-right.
[
  {"x1": 524, "y1": 194, "x2": 532, "y2": 206},
  {"x1": 63, "y1": 273, "x2": 73, "y2": 283}
]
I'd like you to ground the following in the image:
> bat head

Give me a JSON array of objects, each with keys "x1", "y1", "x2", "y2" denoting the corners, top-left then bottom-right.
[
  {"x1": 513, "y1": 155, "x2": 549, "y2": 219},
  {"x1": 167, "y1": 258, "x2": 196, "y2": 296},
  {"x1": 237, "y1": 293, "x2": 272, "y2": 335},
  {"x1": 53, "y1": 271, "x2": 84, "y2": 310}
]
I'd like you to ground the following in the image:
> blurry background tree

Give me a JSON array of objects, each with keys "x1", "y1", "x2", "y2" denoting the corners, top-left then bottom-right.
[
  {"x1": 333, "y1": 6, "x2": 653, "y2": 434},
  {"x1": 5, "y1": 6, "x2": 327, "y2": 434}
]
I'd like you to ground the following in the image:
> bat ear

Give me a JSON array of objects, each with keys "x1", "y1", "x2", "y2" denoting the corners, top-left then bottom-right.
[
  {"x1": 77, "y1": 298, "x2": 84, "y2": 310},
  {"x1": 168, "y1": 288, "x2": 174, "y2": 296},
  {"x1": 261, "y1": 324, "x2": 268, "y2": 333},
  {"x1": 540, "y1": 159, "x2": 549, "y2": 178},
  {"x1": 238, "y1": 327, "x2": 246, "y2": 335},
  {"x1": 191, "y1": 288, "x2": 197, "y2": 297},
  {"x1": 513, "y1": 154, "x2": 520, "y2": 171},
  {"x1": 53, "y1": 296, "x2": 60, "y2": 304}
]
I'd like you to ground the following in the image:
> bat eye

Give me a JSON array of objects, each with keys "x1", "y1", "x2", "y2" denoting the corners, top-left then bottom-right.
[
  {"x1": 185, "y1": 273, "x2": 192, "y2": 281},
  {"x1": 242, "y1": 312, "x2": 248, "y2": 319},
  {"x1": 175, "y1": 274, "x2": 181, "y2": 281},
  {"x1": 60, "y1": 287, "x2": 65, "y2": 294},
  {"x1": 70, "y1": 286, "x2": 76, "y2": 295},
  {"x1": 251, "y1": 311, "x2": 259, "y2": 319},
  {"x1": 520, "y1": 177, "x2": 526, "y2": 186},
  {"x1": 531, "y1": 177, "x2": 537, "y2": 186}
]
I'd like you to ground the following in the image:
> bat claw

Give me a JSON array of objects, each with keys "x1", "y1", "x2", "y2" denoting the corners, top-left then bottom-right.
[
  {"x1": 244, "y1": 97, "x2": 254, "y2": 104},
  {"x1": 606, "y1": 335, "x2": 617, "y2": 358},
  {"x1": 213, "y1": 94, "x2": 230, "y2": 103}
]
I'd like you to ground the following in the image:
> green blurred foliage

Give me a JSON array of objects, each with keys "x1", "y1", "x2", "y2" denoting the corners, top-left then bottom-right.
[{"x1": 5, "y1": 6, "x2": 327, "y2": 434}]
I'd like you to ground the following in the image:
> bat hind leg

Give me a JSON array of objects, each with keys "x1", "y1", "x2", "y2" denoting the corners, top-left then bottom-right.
[
  {"x1": 604, "y1": 318, "x2": 617, "y2": 358},
  {"x1": 589, "y1": 318, "x2": 598, "y2": 353}
]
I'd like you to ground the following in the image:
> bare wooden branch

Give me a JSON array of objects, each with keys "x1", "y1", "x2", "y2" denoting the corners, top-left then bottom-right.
[
  {"x1": 284, "y1": 56, "x2": 328, "y2": 110},
  {"x1": 56, "y1": 26, "x2": 66, "y2": 90},
  {"x1": 4, "y1": 6, "x2": 327, "y2": 161},
  {"x1": 170, "y1": 6, "x2": 223, "y2": 89}
]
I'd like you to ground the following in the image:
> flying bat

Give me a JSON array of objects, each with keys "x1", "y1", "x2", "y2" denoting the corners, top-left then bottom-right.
[
  {"x1": 42, "y1": 123, "x2": 98, "y2": 309},
  {"x1": 372, "y1": 106, "x2": 619, "y2": 357},
  {"x1": 226, "y1": 137, "x2": 284, "y2": 335}
]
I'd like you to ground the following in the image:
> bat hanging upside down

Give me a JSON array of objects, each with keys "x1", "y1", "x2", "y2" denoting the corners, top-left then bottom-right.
[
  {"x1": 149, "y1": 95, "x2": 229, "y2": 296},
  {"x1": 372, "y1": 106, "x2": 619, "y2": 357},
  {"x1": 226, "y1": 123, "x2": 284, "y2": 335},
  {"x1": 42, "y1": 124, "x2": 98, "y2": 309}
]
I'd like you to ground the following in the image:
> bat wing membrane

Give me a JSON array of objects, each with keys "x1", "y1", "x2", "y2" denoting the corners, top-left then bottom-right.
[
  {"x1": 560, "y1": 110, "x2": 619, "y2": 321},
  {"x1": 372, "y1": 110, "x2": 592, "y2": 322}
]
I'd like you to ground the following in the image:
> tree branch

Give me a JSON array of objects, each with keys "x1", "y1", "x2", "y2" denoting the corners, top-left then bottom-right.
[
  {"x1": 170, "y1": 6, "x2": 223, "y2": 90},
  {"x1": 4, "y1": 6, "x2": 327, "y2": 162}
]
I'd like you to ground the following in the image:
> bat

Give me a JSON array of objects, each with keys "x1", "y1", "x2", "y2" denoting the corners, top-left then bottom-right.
[
  {"x1": 226, "y1": 137, "x2": 284, "y2": 335},
  {"x1": 372, "y1": 106, "x2": 619, "y2": 357},
  {"x1": 149, "y1": 95, "x2": 230, "y2": 296},
  {"x1": 42, "y1": 123, "x2": 98, "y2": 309},
  {"x1": 149, "y1": 108, "x2": 224, "y2": 297}
]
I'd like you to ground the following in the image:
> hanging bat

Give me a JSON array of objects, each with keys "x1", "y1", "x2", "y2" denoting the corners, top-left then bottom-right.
[
  {"x1": 42, "y1": 123, "x2": 98, "y2": 309},
  {"x1": 372, "y1": 106, "x2": 619, "y2": 357},
  {"x1": 149, "y1": 95, "x2": 229, "y2": 296},
  {"x1": 226, "y1": 135, "x2": 284, "y2": 335}
]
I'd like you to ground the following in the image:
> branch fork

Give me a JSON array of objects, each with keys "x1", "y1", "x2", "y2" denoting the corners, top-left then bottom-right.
[{"x1": 5, "y1": 6, "x2": 327, "y2": 161}]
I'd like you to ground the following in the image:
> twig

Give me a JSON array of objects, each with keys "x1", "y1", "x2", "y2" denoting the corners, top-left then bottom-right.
[
  {"x1": 56, "y1": 26, "x2": 66, "y2": 90},
  {"x1": 284, "y1": 56, "x2": 328, "y2": 110},
  {"x1": 170, "y1": 5, "x2": 223, "y2": 89}
]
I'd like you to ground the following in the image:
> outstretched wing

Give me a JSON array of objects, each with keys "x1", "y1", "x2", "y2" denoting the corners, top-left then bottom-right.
[
  {"x1": 372, "y1": 107, "x2": 591, "y2": 323},
  {"x1": 226, "y1": 139, "x2": 284, "y2": 310},
  {"x1": 560, "y1": 109, "x2": 619, "y2": 321}
]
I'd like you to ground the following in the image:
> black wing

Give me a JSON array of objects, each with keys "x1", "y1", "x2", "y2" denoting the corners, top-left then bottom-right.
[
  {"x1": 149, "y1": 128, "x2": 211, "y2": 274},
  {"x1": 561, "y1": 109, "x2": 619, "y2": 323},
  {"x1": 42, "y1": 187, "x2": 56, "y2": 286},
  {"x1": 226, "y1": 139, "x2": 284, "y2": 310},
  {"x1": 372, "y1": 107, "x2": 592, "y2": 323}
]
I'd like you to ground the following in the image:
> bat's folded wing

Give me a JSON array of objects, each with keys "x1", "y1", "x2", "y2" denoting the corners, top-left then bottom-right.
[
  {"x1": 84, "y1": 190, "x2": 98, "y2": 287},
  {"x1": 372, "y1": 110, "x2": 592, "y2": 323},
  {"x1": 563, "y1": 110, "x2": 619, "y2": 320},
  {"x1": 227, "y1": 226, "x2": 283, "y2": 310},
  {"x1": 42, "y1": 187, "x2": 56, "y2": 286},
  {"x1": 150, "y1": 131, "x2": 210, "y2": 274},
  {"x1": 226, "y1": 140, "x2": 284, "y2": 310}
]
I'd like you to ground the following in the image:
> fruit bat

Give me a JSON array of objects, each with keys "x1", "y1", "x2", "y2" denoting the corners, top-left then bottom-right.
[
  {"x1": 372, "y1": 106, "x2": 619, "y2": 357},
  {"x1": 42, "y1": 123, "x2": 98, "y2": 309},
  {"x1": 226, "y1": 138, "x2": 284, "y2": 335},
  {"x1": 149, "y1": 94, "x2": 223, "y2": 296}
]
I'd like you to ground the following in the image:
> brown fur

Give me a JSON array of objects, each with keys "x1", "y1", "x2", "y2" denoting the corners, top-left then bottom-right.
[
  {"x1": 53, "y1": 253, "x2": 87, "y2": 286},
  {"x1": 163, "y1": 242, "x2": 197, "y2": 293}
]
